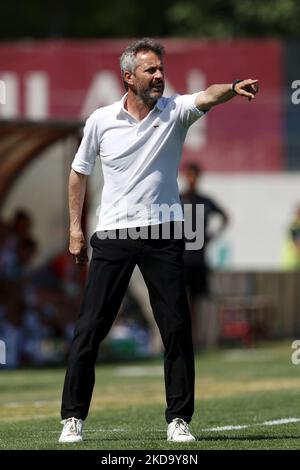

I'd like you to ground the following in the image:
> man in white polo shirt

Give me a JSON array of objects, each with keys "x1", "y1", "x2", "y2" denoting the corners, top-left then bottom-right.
[{"x1": 59, "y1": 38, "x2": 258, "y2": 443}]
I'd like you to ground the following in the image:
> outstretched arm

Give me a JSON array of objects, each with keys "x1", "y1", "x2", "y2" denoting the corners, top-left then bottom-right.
[
  {"x1": 196, "y1": 79, "x2": 259, "y2": 112},
  {"x1": 69, "y1": 168, "x2": 88, "y2": 266}
]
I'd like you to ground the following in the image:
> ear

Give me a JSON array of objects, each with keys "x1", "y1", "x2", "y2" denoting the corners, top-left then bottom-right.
[{"x1": 124, "y1": 70, "x2": 135, "y2": 88}]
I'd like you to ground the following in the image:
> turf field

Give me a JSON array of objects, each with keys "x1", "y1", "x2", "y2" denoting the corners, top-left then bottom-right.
[{"x1": 1, "y1": 340, "x2": 300, "y2": 450}]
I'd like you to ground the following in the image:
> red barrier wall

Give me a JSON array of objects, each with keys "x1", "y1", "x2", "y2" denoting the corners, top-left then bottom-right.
[{"x1": 0, "y1": 40, "x2": 283, "y2": 171}]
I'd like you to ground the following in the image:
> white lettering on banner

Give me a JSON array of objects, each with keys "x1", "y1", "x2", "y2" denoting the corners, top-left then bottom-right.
[
  {"x1": 0, "y1": 340, "x2": 6, "y2": 365},
  {"x1": 0, "y1": 72, "x2": 18, "y2": 117},
  {"x1": 0, "y1": 80, "x2": 5, "y2": 105},
  {"x1": 25, "y1": 72, "x2": 49, "y2": 118},
  {"x1": 80, "y1": 71, "x2": 122, "y2": 118},
  {"x1": 187, "y1": 69, "x2": 207, "y2": 149}
]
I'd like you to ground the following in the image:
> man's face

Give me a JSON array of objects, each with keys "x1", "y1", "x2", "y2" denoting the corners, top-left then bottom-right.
[
  {"x1": 127, "y1": 50, "x2": 165, "y2": 106},
  {"x1": 186, "y1": 169, "x2": 200, "y2": 190}
]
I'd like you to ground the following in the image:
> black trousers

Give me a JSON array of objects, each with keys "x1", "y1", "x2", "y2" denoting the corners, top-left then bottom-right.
[{"x1": 61, "y1": 223, "x2": 195, "y2": 424}]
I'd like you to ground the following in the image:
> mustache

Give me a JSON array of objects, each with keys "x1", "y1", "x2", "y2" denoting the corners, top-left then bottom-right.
[{"x1": 151, "y1": 81, "x2": 164, "y2": 88}]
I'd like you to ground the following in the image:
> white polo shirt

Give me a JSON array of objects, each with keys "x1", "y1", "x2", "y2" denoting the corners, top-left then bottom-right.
[{"x1": 72, "y1": 93, "x2": 206, "y2": 231}]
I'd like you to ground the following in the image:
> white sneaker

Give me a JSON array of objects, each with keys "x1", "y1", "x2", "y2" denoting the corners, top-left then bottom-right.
[
  {"x1": 167, "y1": 418, "x2": 196, "y2": 442},
  {"x1": 58, "y1": 417, "x2": 83, "y2": 443}
]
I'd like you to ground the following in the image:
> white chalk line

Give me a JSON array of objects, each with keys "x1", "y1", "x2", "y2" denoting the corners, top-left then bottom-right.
[{"x1": 202, "y1": 417, "x2": 300, "y2": 432}]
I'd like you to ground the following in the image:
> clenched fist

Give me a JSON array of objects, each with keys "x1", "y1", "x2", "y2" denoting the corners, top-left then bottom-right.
[{"x1": 69, "y1": 230, "x2": 88, "y2": 266}]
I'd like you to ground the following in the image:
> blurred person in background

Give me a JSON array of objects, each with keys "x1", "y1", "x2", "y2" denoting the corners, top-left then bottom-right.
[
  {"x1": 0, "y1": 209, "x2": 37, "y2": 281},
  {"x1": 58, "y1": 37, "x2": 259, "y2": 444},
  {"x1": 180, "y1": 163, "x2": 229, "y2": 345},
  {"x1": 281, "y1": 204, "x2": 300, "y2": 270},
  {"x1": 0, "y1": 210, "x2": 65, "y2": 367},
  {"x1": 0, "y1": 280, "x2": 23, "y2": 368},
  {"x1": 10, "y1": 209, "x2": 32, "y2": 237}
]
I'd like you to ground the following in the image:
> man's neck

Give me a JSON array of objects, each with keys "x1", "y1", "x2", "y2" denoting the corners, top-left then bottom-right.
[
  {"x1": 125, "y1": 92, "x2": 155, "y2": 122},
  {"x1": 185, "y1": 188, "x2": 198, "y2": 196}
]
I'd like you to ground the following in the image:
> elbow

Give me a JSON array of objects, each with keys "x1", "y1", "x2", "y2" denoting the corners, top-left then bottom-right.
[
  {"x1": 195, "y1": 91, "x2": 213, "y2": 112},
  {"x1": 70, "y1": 168, "x2": 88, "y2": 180}
]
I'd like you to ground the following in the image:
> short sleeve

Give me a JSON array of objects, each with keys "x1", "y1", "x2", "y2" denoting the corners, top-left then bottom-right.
[
  {"x1": 72, "y1": 112, "x2": 99, "y2": 175},
  {"x1": 207, "y1": 198, "x2": 225, "y2": 217},
  {"x1": 176, "y1": 92, "x2": 207, "y2": 128}
]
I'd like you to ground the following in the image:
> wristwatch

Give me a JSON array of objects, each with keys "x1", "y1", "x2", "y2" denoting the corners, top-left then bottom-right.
[{"x1": 232, "y1": 79, "x2": 243, "y2": 94}]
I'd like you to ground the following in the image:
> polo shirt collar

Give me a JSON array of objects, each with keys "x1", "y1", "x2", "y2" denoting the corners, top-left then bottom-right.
[{"x1": 119, "y1": 93, "x2": 166, "y2": 115}]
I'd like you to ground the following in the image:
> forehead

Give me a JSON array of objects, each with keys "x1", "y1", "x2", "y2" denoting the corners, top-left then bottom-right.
[{"x1": 135, "y1": 50, "x2": 163, "y2": 69}]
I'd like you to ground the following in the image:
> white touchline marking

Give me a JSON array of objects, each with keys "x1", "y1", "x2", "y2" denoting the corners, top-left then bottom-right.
[
  {"x1": 263, "y1": 418, "x2": 300, "y2": 426},
  {"x1": 202, "y1": 417, "x2": 300, "y2": 432},
  {"x1": 204, "y1": 425, "x2": 250, "y2": 432}
]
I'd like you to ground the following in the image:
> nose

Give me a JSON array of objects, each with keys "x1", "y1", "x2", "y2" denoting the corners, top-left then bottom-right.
[{"x1": 154, "y1": 68, "x2": 163, "y2": 80}]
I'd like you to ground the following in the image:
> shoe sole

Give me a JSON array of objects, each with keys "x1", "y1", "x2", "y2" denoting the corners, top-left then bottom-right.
[{"x1": 59, "y1": 437, "x2": 83, "y2": 443}]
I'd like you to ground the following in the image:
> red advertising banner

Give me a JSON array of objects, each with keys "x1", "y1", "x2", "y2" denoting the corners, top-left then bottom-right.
[{"x1": 0, "y1": 40, "x2": 283, "y2": 171}]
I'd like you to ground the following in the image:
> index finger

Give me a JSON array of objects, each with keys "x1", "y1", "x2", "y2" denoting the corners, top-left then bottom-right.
[{"x1": 243, "y1": 79, "x2": 259, "y2": 85}]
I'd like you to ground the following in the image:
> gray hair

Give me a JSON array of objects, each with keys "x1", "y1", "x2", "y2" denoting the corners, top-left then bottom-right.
[{"x1": 120, "y1": 38, "x2": 165, "y2": 90}]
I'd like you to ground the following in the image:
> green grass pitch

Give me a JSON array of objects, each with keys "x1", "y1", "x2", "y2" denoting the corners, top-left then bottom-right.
[{"x1": 1, "y1": 341, "x2": 300, "y2": 450}]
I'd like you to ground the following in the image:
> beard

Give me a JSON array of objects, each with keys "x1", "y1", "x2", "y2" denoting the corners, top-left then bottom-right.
[{"x1": 136, "y1": 81, "x2": 165, "y2": 108}]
